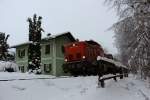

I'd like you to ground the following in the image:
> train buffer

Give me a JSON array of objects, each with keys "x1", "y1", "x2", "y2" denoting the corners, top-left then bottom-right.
[{"x1": 98, "y1": 74, "x2": 128, "y2": 88}]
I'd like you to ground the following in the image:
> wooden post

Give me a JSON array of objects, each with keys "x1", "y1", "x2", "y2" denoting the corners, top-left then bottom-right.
[
  {"x1": 100, "y1": 79, "x2": 105, "y2": 88},
  {"x1": 113, "y1": 76, "x2": 117, "y2": 82},
  {"x1": 120, "y1": 74, "x2": 123, "y2": 79}
]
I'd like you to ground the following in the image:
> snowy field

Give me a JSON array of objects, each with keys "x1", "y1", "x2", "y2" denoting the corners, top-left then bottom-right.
[{"x1": 0, "y1": 72, "x2": 150, "y2": 100}]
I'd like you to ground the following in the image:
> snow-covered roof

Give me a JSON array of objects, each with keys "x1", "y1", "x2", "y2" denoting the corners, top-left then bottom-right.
[
  {"x1": 11, "y1": 32, "x2": 76, "y2": 48},
  {"x1": 97, "y1": 56, "x2": 115, "y2": 64},
  {"x1": 97, "y1": 56, "x2": 127, "y2": 68},
  {"x1": 10, "y1": 41, "x2": 32, "y2": 48},
  {"x1": 43, "y1": 31, "x2": 73, "y2": 39}
]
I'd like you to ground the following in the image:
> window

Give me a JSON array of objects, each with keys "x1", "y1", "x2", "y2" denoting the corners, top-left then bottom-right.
[
  {"x1": 44, "y1": 64, "x2": 52, "y2": 73},
  {"x1": 19, "y1": 66, "x2": 24, "y2": 73},
  {"x1": 18, "y1": 49, "x2": 25, "y2": 58},
  {"x1": 22, "y1": 49, "x2": 25, "y2": 56},
  {"x1": 45, "y1": 44, "x2": 50, "y2": 54}
]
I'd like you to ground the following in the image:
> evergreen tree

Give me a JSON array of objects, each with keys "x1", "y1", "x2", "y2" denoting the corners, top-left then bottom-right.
[
  {"x1": 0, "y1": 32, "x2": 9, "y2": 61},
  {"x1": 27, "y1": 14, "x2": 44, "y2": 74}
]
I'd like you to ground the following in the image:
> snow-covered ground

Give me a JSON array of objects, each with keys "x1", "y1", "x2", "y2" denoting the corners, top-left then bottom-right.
[
  {"x1": 0, "y1": 72, "x2": 149, "y2": 100},
  {"x1": 0, "y1": 72, "x2": 55, "y2": 80}
]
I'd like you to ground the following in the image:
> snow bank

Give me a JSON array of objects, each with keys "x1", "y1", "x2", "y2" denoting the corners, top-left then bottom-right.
[
  {"x1": 0, "y1": 61, "x2": 19, "y2": 72},
  {"x1": 0, "y1": 73, "x2": 149, "y2": 100},
  {"x1": 0, "y1": 72, "x2": 55, "y2": 80}
]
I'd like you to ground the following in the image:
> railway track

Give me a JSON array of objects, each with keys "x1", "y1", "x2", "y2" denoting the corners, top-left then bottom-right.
[{"x1": 0, "y1": 76, "x2": 72, "y2": 81}]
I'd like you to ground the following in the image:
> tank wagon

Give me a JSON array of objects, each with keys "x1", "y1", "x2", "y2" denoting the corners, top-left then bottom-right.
[{"x1": 62, "y1": 40, "x2": 128, "y2": 76}]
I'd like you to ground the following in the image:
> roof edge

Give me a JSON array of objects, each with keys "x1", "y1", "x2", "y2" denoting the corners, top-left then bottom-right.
[{"x1": 11, "y1": 32, "x2": 76, "y2": 48}]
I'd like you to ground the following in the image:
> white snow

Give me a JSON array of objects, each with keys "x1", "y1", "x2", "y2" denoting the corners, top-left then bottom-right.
[
  {"x1": 97, "y1": 56, "x2": 127, "y2": 68},
  {"x1": 0, "y1": 72, "x2": 55, "y2": 80},
  {"x1": 0, "y1": 73, "x2": 149, "y2": 100},
  {"x1": 0, "y1": 61, "x2": 19, "y2": 72}
]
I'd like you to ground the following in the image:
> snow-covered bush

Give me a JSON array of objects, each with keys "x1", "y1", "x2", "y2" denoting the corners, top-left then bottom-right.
[
  {"x1": 0, "y1": 61, "x2": 19, "y2": 72},
  {"x1": 28, "y1": 68, "x2": 42, "y2": 74}
]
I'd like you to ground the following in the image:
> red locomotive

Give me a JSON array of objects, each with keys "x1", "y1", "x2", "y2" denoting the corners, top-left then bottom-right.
[
  {"x1": 64, "y1": 40, "x2": 104, "y2": 63},
  {"x1": 63, "y1": 40, "x2": 128, "y2": 76}
]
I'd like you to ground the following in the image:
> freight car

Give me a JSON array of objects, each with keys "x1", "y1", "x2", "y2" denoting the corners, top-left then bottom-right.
[{"x1": 62, "y1": 40, "x2": 128, "y2": 77}]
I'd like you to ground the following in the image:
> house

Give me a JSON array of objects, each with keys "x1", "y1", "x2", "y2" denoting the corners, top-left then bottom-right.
[{"x1": 11, "y1": 32, "x2": 76, "y2": 76}]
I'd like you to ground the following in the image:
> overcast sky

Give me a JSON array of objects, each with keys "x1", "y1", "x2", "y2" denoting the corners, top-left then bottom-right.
[{"x1": 0, "y1": 0, "x2": 118, "y2": 54}]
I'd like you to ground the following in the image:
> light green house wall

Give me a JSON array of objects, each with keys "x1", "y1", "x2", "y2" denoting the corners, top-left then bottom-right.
[
  {"x1": 55, "y1": 36, "x2": 71, "y2": 76},
  {"x1": 40, "y1": 39, "x2": 54, "y2": 75},
  {"x1": 16, "y1": 44, "x2": 29, "y2": 72},
  {"x1": 13, "y1": 32, "x2": 75, "y2": 76}
]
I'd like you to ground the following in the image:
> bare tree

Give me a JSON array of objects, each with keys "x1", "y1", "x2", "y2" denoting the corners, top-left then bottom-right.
[{"x1": 105, "y1": 0, "x2": 150, "y2": 78}]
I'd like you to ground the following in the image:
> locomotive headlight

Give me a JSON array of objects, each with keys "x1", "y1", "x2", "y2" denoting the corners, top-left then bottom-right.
[
  {"x1": 73, "y1": 44, "x2": 75, "y2": 46},
  {"x1": 82, "y1": 56, "x2": 85, "y2": 59},
  {"x1": 65, "y1": 59, "x2": 68, "y2": 62}
]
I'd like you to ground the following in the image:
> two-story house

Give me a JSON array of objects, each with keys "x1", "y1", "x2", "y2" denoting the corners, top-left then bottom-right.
[{"x1": 11, "y1": 32, "x2": 76, "y2": 76}]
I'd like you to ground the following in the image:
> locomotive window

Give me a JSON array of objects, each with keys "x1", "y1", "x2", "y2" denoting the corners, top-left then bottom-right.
[
  {"x1": 87, "y1": 49, "x2": 90, "y2": 57},
  {"x1": 91, "y1": 50, "x2": 93, "y2": 57},
  {"x1": 76, "y1": 53, "x2": 81, "y2": 59},
  {"x1": 94, "y1": 50, "x2": 96, "y2": 56},
  {"x1": 90, "y1": 49, "x2": 92, "y2": 57}
]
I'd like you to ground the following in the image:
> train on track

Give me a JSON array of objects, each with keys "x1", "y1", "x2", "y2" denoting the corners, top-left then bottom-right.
[{"x1": 62, "y1": 40, "x2": 128, "y2": 77}]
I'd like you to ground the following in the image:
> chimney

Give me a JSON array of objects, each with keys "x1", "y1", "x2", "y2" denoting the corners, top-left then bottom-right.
[{"x1": 47, "y1": 33, "x2": 51, "y2": 37}]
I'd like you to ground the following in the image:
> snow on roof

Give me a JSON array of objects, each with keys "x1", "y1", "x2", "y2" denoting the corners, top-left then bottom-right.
[
  {"x1": 11, "y1": 32, "x2": 75, "y2": 48},
  {"x1": 10, "y1": 41, "x2": 32, "y2": 48},
  {"x1": 43, "y1": 31, "x2": 71, "y2": 39},
  {"x1": 97, "y1": 56, "x2": 115, "y2": 64},
  {"x1": 97, "y1": 56, "x2": 127, "y2": 68},
  {"x1": 114, "y1": 62, "x2": 127, "y2": 68}
]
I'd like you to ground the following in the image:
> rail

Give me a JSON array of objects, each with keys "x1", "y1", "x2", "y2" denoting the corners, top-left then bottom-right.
[
  {"x1": 0, "y1": 76, "x2": 71, "y2": 82},
  {"x1": 98, "y1": 74, "x2": 128, "y2": 88}
]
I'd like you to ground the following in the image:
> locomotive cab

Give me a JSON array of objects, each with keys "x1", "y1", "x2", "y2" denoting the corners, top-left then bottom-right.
[
  {"x1": 64, "y1": 40, "x2": 104, "y2": 63},
  {"x1": 64, "y1": 41, "x2": 86, "y2": 62}
]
